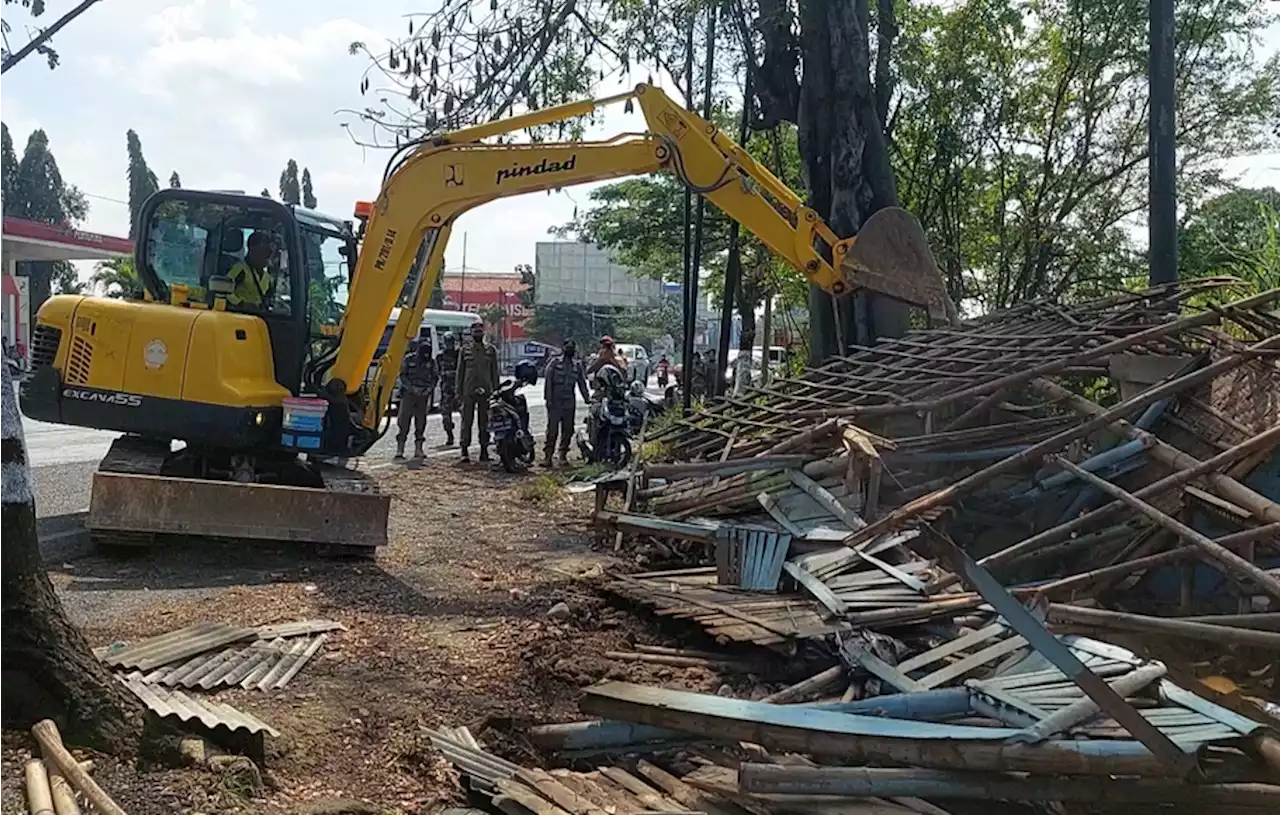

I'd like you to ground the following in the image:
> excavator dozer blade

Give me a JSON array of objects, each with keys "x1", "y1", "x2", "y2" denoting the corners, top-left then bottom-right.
[
  {"x1": 88, "y1": 471, "x2": 390, "y2": 550},
  {"x1": 841, "y1": 207, "x2": 959, "y2": 325}
]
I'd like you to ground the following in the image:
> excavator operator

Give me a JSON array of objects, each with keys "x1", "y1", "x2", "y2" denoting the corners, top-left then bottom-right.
[{"x1": 227, "y1": 231, "x2": 274, "y2": 308}]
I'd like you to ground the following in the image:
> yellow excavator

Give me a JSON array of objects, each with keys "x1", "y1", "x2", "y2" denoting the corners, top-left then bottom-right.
[{"x1": 20, "y1": 84, "x2": 952, "y2": 553}]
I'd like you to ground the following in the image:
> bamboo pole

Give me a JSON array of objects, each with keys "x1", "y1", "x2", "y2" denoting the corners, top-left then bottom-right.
[
  {"x1": 47, "y1": 771, "x2": 81, "y2": 815},
  {"x1": 1056, "y1": 458, "x2": 1280, "y2": 603},
  {"x1": 933, "y1": 413, "x2": 1280, "y2": 591},
  {"x1": 1048, "y1": 605, "x2": 1280, "y2": 649},
  {"x1": 761, "y1": 665, "x2": 845, "y2": 703},
  {"x1": 30, "y1": 720, "x2": 126, "y2": 815},
  {"x1": 845, "y1": 335, "x2": 1280, "y2": 547},
  {"x1": 24, "y1": 759, "x2": 54, "y2": 815}
]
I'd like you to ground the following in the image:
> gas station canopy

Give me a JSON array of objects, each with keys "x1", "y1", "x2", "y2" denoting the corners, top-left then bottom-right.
[{"x1": 2, "y1": 216, "x2": 132, "y2": 263}]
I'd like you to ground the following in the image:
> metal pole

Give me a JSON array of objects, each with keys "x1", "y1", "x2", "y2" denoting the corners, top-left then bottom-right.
[
  {"x1": 760, "y1": 290, "x2": 773, "y2": 386},
  {"x1": 688, "y1": 5, "x2": 717, "y2": 396},
  {"x1": 1148, "y1": 0, "x2": 1177, "y2": 284},
  {"x1": 459, "y1": 231, "x2": 468, "y2": 311},
  {"x1": 715, "y1": 69, "x2": 752, "y2": 398},
  {"x1": 679, "y1": 11, "x2": 697, "y2": 414}
]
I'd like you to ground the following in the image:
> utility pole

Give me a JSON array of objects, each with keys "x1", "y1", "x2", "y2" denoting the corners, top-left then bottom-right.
[
  {"x1": 459, "y1": 231, "x2": 468, "y2": 311},
  {"x1": 679, "y1": 11, "x2": 697, "y2": 414},
  {"x1": 1148, "y1": 0, "x2": 1177, "y2": 285}
]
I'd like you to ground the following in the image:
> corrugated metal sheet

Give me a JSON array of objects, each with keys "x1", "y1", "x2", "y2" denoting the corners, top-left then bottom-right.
[
  {"x1": 121, "y1": 676, "x2": 280, "y2": 738},
  {"x1": 130, "y1": 634, "x2": 328, "y2": 691},
  {"x1": 255, "y1": 619, "x2": 346, "y2": 639},
  {"x1": 101, "y1": 622, "x2": 257, "y2": 671}
]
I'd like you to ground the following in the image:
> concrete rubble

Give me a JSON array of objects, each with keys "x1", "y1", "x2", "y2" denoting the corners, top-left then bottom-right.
[{"x1": 437, "y1": 280, "x2": 1280, "y2": 812}]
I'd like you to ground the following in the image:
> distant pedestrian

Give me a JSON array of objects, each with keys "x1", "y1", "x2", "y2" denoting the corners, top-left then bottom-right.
[
  {"x1": 543, "y1": 339, "x2": 590, "y2": 467},
  {"x1": 656, "y1": 355, "x2": 670, "y2": 388},
  {"x1": 437, "y1": 332, "x2": 460, "y2": 447},
  {"x1": 394, "y1": 337, "x2": 439, "y2": 461},
  {"x1": 456, "y1": 322, "x2": 498, "y2": 463}
]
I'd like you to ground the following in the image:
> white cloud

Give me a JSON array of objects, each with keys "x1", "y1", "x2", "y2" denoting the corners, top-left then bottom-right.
[{"x1": 1, "y1": 0, "x2": 597, "y2": 274}]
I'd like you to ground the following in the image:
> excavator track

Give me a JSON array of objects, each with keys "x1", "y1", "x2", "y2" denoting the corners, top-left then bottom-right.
[{"x1": 88, "y1": 437, "x2": 389, "y2": 557}]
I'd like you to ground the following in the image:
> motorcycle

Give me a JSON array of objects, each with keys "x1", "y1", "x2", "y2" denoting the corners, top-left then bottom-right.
[
  {"x1": 627, "y1": 380, "x2": 667, "y2": 433},
  {"x1": 577, "y1": 364, "x2": 633, "y2": 467},
  {"x1": 488, "y1": 360, "x2": 538, "y2": 474}
]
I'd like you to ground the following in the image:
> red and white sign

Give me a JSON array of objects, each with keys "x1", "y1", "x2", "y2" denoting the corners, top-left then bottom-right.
[{"x1": 441, "y1": 273, "x2": 530, "y2": 339}]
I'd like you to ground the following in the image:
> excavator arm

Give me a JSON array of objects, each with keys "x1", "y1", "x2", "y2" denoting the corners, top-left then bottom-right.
[{"x1": 334, "y1": 84, "x2": 950, "y2": 435}]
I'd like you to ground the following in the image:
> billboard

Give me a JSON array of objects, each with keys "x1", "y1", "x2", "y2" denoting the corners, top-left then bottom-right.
[
  {"x1": 441, "y1": 273, "x2": 530, "y2": 339},
  {"x1": 534, "y1": 242, "x2": 663, "y2": 308}
]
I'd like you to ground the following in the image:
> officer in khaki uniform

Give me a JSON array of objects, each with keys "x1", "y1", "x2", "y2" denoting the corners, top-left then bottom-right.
[
  {"x1": 394, "y1": 337, "x2": 439, "y2": 461},
  {"x1": 456, "y1": 322, "x2": 499, "y2": 463}
]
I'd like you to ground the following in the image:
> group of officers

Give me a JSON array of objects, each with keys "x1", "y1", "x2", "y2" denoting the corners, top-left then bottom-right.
[{"x1": 393, "y1": 327, "x2": 633, "y2": 467}]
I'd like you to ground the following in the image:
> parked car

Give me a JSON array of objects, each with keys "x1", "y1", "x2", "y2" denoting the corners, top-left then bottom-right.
[
  {"x1": 725, "y1": 347, "x2": 788, "y2": 388},
  {"x1": 614, "y1": 343, "x2": 653, "y2": 384}
]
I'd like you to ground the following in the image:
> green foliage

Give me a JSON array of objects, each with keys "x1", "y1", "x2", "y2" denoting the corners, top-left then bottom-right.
[
  {"x1": 89, "y1": 257, "x2": 144, "y2": 299},
  {"x1": 524, "y1": 303, "x2": 614, "y2": 347},
  {"x1": 518, "y1": 474, "x2": 564, "y2": 504},
  {"x1": 478, "y1": 302, "x2": 506, "y2": 329},
  {"x1": 126, "y1": 129, "x2": 158, "y2": 237},
  {"x1": 892, "y1": 0, "x2": 1279, "y2": 311},
  {"x1": 2, "y1": 0, "x2": 60, "y2": 70},
  {"x1": 5, "y1": 125, "x2": 88, "y2": 309},
  {"x1": 515, "y1": 263, "x2": 534, "y2": 307},
  {"x1": 612, "y1": 298, "x2": 682, "y2": 349},
  {"x1": 279, "y1": 159, "x2": 301, "y2": 205},
  {"x1": 301, "y1": 167, "x2": 317, "y2": 209},
  {"x1": 1180, "y1": 187, "x2": 1280, "y2": 293}
]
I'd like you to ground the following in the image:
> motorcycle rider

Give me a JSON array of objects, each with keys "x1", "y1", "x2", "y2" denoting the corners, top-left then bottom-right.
[
  {"x1": 587, "y1": 335, "x2": 627, "y2": 376},
  {"x1": 542, "y1": 339, "x2": 590, "y2": 467},
  {"x1": 656, "y1": 355, "x2": 670, "y2": 388},
  {"x1": 394, "y1": 336, "x2": 439, "y2": 461},
  {"x1": 437, "y1": 332, "x2": 460, "y2": 447}
]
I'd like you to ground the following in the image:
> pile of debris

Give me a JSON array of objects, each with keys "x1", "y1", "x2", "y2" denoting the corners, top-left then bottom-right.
[{"x1": 492, "y1": 278, "x2": 1280, "y2": 810}]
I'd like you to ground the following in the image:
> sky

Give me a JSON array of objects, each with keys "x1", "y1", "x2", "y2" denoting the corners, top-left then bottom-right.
[
  {"x1": 2, "y1": 0, "x2": 640, "y2": 278},
  {"x1": 2, "y1": 0, "x2": 1278, "y2": 282}
]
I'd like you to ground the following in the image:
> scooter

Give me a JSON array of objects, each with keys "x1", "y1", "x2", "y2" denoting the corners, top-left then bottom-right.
[
  {"x1": 628, "y1": 380, "x2": 667, "y2": 433},
  {"x1": 576, "y1": 364, "x2": 633, "y2": 467},
  {"x1": 488, "y1": 361, "x2": 538, "y2": 473}
]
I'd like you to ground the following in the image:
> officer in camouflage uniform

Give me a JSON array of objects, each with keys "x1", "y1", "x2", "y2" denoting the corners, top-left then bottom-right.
[
  {"x1": 456, "y1": 322, "x2": 499, "y2": 463},
  {"x1": 436, "y1": 332, "x2": 460, "y2": 447},
  {"x1": 542, "y1": 339, "x2": 590, "y2": 467},
  {"x1": 395, "y1": 337, "x2": 440, "y2": 461}
]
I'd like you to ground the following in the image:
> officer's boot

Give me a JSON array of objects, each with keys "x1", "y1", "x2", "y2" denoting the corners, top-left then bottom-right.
[
  {"x1": 460, "y1": 446, "x2": 470, "y2": 463},
  {"x1": 479, "y1": 445, "x2": 491, "y2": 463},
  {"x1": 394, "y1": 439, "x2": 406, "y2": 460},
  {"x1": 444, "y1": 428, "x2": 455, "y2": 447},
  {"x1": 542, "y1": 448, "x2": 554, "y2": 467},
  {"x1": 557, "y1": 449, "x2": 569, "y2": 467},
  {"x1": 413, "y1": 440, "x2": 425, "y2": 460}
]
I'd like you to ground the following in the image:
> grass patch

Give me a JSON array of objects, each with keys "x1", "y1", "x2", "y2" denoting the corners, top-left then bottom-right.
[{"x1": 519, "y1": 474, "x2": 564, "y2": 504}]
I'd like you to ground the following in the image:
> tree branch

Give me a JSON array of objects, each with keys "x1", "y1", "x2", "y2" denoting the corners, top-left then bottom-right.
[{"x1": 1, "y1": 0, "x2": 104, "y2": 74}]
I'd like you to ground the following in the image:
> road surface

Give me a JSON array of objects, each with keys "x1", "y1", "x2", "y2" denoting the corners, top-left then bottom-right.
[{"x1": 22, "y1": 391, "x2": 568, "y2": 520}]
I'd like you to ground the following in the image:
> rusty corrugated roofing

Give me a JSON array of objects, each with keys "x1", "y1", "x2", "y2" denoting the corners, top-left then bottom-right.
[{"x1": 121, "y1": 677, "x2": 280, "y2": 738}]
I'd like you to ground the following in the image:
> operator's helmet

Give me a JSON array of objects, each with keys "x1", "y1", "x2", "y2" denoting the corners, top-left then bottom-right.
[
  {"x1": 595, "y1": 362, "x2": 624, "y2": 389},
  {"x1": 629, "y1": 380, "x2": 645, "y2": 397},
  {"x1": 514, "y1": 358, "x2": 538, "y2": 386}
]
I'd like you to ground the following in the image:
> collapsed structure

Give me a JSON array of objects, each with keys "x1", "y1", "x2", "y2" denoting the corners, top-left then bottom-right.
[{"x1": 446, "y1": 279, "x2": 1280, "y2": 812}]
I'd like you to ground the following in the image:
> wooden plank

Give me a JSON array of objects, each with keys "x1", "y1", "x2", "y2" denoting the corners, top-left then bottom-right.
[
  {"x1": 787, "y1": 469, "x2": 867, "y2": 530},
  {"x1": 895, "y1": 623, "x2": 1008, "y2": 674},
  {"x1": 494, "y1": 779, "x2": 573, "y2": 815},
  {"x1": 914, "y1": 635, "x2": 1029, "y2": 689},
  {"x1": 758, "y1": 491, "x2": 807, "y2": 537},
  {"x1": 782, "y1": 561, "x2": 849, "y2": 617},
  {"x1": 842, "y1": 639, "x2": 926, "y2": 693}
]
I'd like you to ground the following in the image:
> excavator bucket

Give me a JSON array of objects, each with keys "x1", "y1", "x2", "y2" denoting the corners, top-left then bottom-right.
[{"x1": 841, "y1": 207, "x2": 959, "y2": 325}]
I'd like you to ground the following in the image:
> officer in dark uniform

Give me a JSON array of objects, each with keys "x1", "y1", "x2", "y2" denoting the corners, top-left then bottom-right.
[
  {"x1": 456, "y1": 322, "x2": 499, "y2": 463},
  {"x1": 436, "y1": 332, "x2": 460, "y2": 447},
  {"x1": 542, "y1": 339, "x2": 590, "y2": 467},
  {"x1": 394, "y1": 337, "x2": 439, "y2": 461}
]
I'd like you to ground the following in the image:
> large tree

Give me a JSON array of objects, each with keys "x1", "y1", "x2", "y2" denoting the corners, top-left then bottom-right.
[
  {"x1": 6, "y1": 127, "x2": 89, "y2": 309},
  {"x1": 2, "y1": 364, "x2": 149, "y2": 751},
  {"x1": 889, "y1": 0, "x2": 1279, "y2": 312},
  {"x1": 301, "y1": 166, "x2": 317, "y2": 209},
  {"x1": 126, "y1": 129, "x2": 158, "y2": 237},
  {"x1": 279, "y1": 159, "x2": 301, "y2": 205},
  {"x1": 347, "y1": 0, "x2": 908, "y2": 359},
  {"x1": 1180, "y1": 187, "x2": 1280, "y2": 293}
]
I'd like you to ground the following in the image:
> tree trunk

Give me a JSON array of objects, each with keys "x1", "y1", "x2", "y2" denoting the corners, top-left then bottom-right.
[
  {"x1": 797, "y1": 0, "x2": 907, "y2": 361},
  {"x1": 1, "y1": 365, "x2": 147, "y2": 753}
]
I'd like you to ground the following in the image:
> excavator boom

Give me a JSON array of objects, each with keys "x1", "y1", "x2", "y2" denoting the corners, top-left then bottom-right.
[{"x1": 339, "y1": 84, "x2": 952, "y2": 433}]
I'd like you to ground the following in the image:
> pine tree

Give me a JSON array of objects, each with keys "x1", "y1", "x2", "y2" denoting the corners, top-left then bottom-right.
[
  {"x1": 169, "y1": 171, "x2": 181, "y2": 188},
  {"x1": 125, "y1": 130, "x2": 158, "y2": 237},
  {"x1": 11, "y1": 129, "x2": 89, "y2": 309},
  {"x1": 279, "y1": 159, "x2": 300, "y2": 205},
  {"x1": 1, "y1": 124, "x2": 19, "y2": 214},
  {"x1": 301, "y1": 167, "x2": 316, "y2": 209}
]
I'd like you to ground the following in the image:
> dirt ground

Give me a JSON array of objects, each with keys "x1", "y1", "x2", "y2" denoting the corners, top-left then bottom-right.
[{"x1": 1, "y1": 460, "x2": 762, "y2": 814}]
